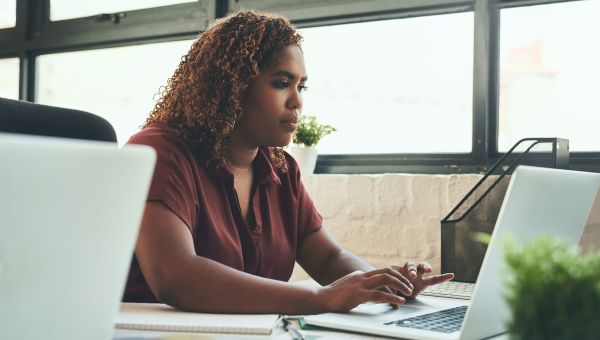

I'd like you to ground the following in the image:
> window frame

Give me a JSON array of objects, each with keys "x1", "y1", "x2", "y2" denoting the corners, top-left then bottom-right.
[
  {"x1": 2, "y1": 0, "x2": 598, "y2": 174},
  {"x1": 27, "y1": 1, "x2": 215, "y2": 51}
]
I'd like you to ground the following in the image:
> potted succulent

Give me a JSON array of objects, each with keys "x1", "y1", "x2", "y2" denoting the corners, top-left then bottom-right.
[
  {"x1": 503, "y1": 236, "x2": 600, "y2": 339},
  {"x1": 288, "y1": 114, "x2": 336, "y2": 175}
]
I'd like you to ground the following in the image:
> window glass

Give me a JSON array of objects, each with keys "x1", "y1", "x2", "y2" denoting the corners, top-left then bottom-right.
[
  {"x1": 50, "y1": 0, "x2": 196, "y2": 21},
  {"x1": 0, "y1": 0, "x2": 16, "y2": 28},
  {"x1": 499, "y1": 0, "x2": 600, "y2": 152},
  {"x1": 300, "y1": 13, "x2": 474, "y2": 154},
  {"x1": 0, "y1": 58, "x2": 19, "y2": 99},
  {"x1": 37, "y1": 40, "x2": 193, "y2": 145}
]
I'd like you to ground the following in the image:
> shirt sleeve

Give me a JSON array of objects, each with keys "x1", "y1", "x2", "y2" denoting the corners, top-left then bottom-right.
[
  {"x1": 128, "y1": 130, "x2": 199, "y2": 234},
  {"x1": 286, "y1": 153, "x2": 323, "y2": 247}
]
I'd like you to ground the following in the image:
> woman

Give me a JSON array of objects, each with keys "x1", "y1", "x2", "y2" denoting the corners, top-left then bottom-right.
[{"x1": 124, "y1": 10, "x2": 453, "y2": 314}]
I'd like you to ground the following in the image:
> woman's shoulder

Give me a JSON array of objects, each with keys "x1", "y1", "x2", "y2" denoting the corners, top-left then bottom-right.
[
  {"x1": 127, "y1": 123, "x2": 203, "y2": 172},
  {"x1": 128, "y1": 123, "x2": 189, "y2": 152}
]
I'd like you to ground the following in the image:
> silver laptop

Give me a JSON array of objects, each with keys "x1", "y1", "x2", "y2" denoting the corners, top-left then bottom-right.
[
  {"x1": 305, "y1": 166, "x2": 600, "y2": 340},
  {"x1": 0, "y1": 134, "x2": 155, "y2": 340}
]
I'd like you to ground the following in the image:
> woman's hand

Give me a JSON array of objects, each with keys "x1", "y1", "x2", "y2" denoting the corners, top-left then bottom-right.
[
  {"x1": 316, "y1": 268, "x2": 414, "y2": 312},
  {"x1": 393, "y1": 261, "x2": 454, "y2": 299}
]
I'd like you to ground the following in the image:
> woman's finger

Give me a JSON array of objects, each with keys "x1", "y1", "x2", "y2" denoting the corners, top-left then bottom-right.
[
  {"x1": 417, "y1": 262, "x2": 432, "y2": 274},
  {"x1": 380, "y1": 286, "x2": 402, "y2": 309},
  {"x1": 368, "y1": 289, "x2": 406, "y2": 306},
  {"x1": 405, "y1": 261, "x2": 418, "y2": 279},
  {"x1": 363, "y1": 273, "x2": 413, "y2": 296},
  {"x1": 364, "y1": 267, "x2": 413, "y2": 290},
  {"x1": 422, "y1": 273, "x2": 455, "y2": 286}
]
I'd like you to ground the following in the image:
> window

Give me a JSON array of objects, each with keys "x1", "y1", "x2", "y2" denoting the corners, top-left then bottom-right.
[
  {"x1": 300, "y1": 12, "x2": 474, "y2": 154},
  {"x1": 0, "y1": 58, "x2": 19, "y2": 99},
  {"x1": 499, "y1": 0, "x2": 600, "y2": 152},
  {"x1": 0, "y1": 0, "x2": 16, "y2": 28},
  {"x1": 6, "y1": 0, "x2": 600, "y2": 173},
  {"x1": 50, "y1": 0, "x2": 197, "y2": 21},
  {"x1": 37, "y1": 40, "x2": 194, "y2": 145}
]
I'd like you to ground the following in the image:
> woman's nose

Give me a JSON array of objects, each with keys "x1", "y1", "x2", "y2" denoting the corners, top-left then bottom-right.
[{"x1": 288, "y1": 89, "x2": 302, "y2": 111}]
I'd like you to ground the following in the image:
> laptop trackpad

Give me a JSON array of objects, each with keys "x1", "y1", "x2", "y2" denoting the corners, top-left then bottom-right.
[
  {"x1": 350, "y1": 302, "x2": 425, "y2": 316},
  {"x1": 347, "y1": 297, "x2": 468, "y2": 324}
]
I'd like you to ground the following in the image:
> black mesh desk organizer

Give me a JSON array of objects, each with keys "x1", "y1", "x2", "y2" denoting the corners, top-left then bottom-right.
[{"x1": 441, "y1": 138, "x2": 569, "y2": 283}]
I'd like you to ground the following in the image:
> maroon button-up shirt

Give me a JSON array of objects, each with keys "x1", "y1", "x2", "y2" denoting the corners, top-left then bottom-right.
[{"x1": 123, "y1": 123, "x2": 322, "y2": 303}]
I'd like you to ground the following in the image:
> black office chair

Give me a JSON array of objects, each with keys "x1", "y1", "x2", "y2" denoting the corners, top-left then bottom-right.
[{"x1": 0, "y1": 97, "x2": 117, "y2": 143}]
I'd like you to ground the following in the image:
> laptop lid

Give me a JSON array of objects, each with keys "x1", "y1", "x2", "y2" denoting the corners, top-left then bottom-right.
[
  {"x1": 304, "y1": 166, "x2": 600, "y2": 340},
  {"x1": 0, "y1": 134, "x2": 155, "y2": 340}
]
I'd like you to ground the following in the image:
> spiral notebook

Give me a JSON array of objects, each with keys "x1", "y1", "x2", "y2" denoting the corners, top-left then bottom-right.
[{"x1": 115, "y1": 303, "x2": 280, "y2": 335}]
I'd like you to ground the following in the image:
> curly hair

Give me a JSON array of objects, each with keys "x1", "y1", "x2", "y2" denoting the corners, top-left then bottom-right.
[{"x1": 144, "y1": 10, "x2": 303, "y2": 172}]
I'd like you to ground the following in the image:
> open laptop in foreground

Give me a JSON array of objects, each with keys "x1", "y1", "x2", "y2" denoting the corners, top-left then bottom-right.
[
  {"x1": 0, "y1": 133, "x2": 155, "y2": 340},
  {"x1": 305, "y1": 166, "x2": 600, "y2": 339}
]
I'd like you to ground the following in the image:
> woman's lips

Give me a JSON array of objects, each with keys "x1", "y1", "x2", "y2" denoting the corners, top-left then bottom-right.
[{"x1": 280, "y1": 120, "x2": 298, "y2": 131}]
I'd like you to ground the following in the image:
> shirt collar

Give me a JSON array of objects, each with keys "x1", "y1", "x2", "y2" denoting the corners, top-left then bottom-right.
[
  {"x1": 206, "y1": 147, "x2": 282, "y2": 186},
  {"x1": 254, "y1": 147, "x2": 282, "y2": 186}
]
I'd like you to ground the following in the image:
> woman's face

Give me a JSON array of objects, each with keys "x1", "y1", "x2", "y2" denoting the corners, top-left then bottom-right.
[{"x1": 234, "y1": 44, "x2": 307, "y2": 148}]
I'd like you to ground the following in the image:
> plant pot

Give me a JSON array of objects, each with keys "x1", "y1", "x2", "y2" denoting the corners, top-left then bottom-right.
[{"x1": 287, "y1": 146, "x2": 318, "y2": 175}]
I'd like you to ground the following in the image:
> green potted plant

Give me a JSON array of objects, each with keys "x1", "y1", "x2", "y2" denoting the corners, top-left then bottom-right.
[
  {"x1": 288, "y1": 114, "x2": 336, "y2": 175},
  {"x1": 503, "y1": 236, "x2": 600, "y2": 339}
]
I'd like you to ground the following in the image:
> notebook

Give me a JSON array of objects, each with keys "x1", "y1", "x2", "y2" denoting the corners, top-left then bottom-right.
[
  {"x1": 0, "y1": 133, "x2": 156, "y2": 340},
  {"x1": 116, "y1": 303, "x2": 281, "y2": 335},
  {"x1": 304, "y1": 166, "x2": 600, "y2": 339}
]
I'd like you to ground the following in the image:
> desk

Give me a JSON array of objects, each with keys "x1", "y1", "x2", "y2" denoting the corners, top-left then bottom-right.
[
  {"x1": 113, "y1": 321, "x2": 510, "y2": 340},
  {"x1": 113, "y1": 319, "x2": 385, "y2": 339},
  {"x1": 114, "y1": 321, "x2": 393, "y2": 339},
  {"x1": 112, "y1": 281, "x2": 510, "y2": 340}
]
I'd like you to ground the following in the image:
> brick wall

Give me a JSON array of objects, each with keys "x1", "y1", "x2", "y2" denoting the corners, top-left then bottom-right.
[{"x1": 290, "y1": 173, "x2": 483, "y2": 281}]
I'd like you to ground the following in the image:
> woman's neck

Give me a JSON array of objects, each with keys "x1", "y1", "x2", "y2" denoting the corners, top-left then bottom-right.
[{"x1": 227, "y1": 137, "x2": 258, "y2": 170}]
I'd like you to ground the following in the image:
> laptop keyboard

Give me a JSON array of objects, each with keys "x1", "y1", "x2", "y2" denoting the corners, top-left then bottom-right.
[
  {"x1": 383, "y1": 305, "x2": 468, "y2": 333},
  {"x1": 420, "y1": 281, "x2": 474, "y2": 300}
]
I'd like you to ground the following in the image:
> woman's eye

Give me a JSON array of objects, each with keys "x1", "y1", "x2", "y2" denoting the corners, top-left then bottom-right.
[
  {"x1": 273, "y1": 81, "x2": 289, "y2": 89},
  {"x1": 298, "y1": 85, "x2": 308, "y2": 93}
]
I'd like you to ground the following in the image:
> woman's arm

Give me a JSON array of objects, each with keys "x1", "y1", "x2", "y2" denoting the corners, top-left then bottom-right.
[
  {"x1": 296, "y1": 228, "x2": 375, "y2": 285},
  {"x1": 135, "y1": 202, "x2": 411, "y2": 314}
]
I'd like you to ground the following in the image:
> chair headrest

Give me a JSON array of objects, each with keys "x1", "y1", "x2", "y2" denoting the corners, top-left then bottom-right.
[{"x1": 0, "y1": 97, "x2": 117, "y2": 143}]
